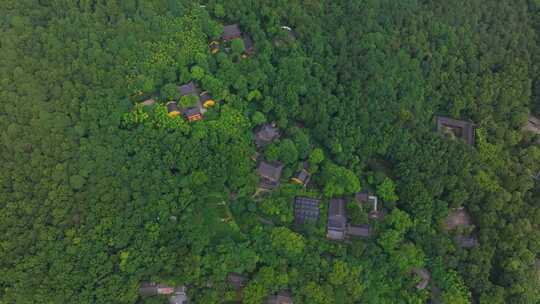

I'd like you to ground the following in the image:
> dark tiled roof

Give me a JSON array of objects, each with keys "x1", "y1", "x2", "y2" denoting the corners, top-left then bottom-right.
[
  {"x1": 257, "y1": 161, "x2": 283, "y2": 182},
  {"x1": 294, "y1": 197, "x2": 320, "y2": 224},
  {"x1": 266, "y1": 292, "x2": 293, "y2": 304},
  {"x1": 255, "y1": 124, "x2": 280, "y2": 147},
  {"x1": 167, "y1": 102, "x2": 180, "y2": 113},
  {"x1": 346, "y1": 224, "x2": 370, "y2": 237},
  {"x1": 292, "y1": 169, "x2": 310, "y2": 186},
  {"x1": 327, "y1": 199, "x2": 347, "y2": 240},
  {"x1": 355, "y1": 192, "x2": 369, "y2": 203},
  {"x1": 183, "y1": 106, "x2": 201, "y2": 117},
  {"x1": 436, "y1": 116, "x2": 476, "y2": 146},
  {"x1": 222, "y1": 24, "x2": 242, "y2": 41},
  {"x1": 199, "y1": 91, "x2": 212, "y2": 103},
  {"x1": 243, "y1": 34, "x2": 254, "y2": 54},
  {"x1": 178, "y1": 82, "x2": 199, "y2": 97},
  {"x1": 227, "y1": 273, "x2": 247, "y2": 291},
  {"x1": 455, "y1": 235, "x2": 478, "y2": 248}
]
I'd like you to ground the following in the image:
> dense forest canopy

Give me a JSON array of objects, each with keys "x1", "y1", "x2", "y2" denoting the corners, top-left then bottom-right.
[{"x1": 1, "y1": 0, "x2": 539, "y2": 303}]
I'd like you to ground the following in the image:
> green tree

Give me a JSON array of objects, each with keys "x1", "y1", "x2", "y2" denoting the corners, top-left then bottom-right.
[
  {"x1": 161, "y1": 83, "x2": 180, "y2": 100},
  {"x1": 251, "y1": 111, "x2": 266, "y2": 125},
  {"x1": 231, "y1": 38, "x2": 245, "y2": 56},
  {"x1": 278, "y1": 139, "x2": 299, "y2": 165},
  {"x1": 270, "y1": 227, "x2": 305, "y2": 258},
  {"x1": 191, "y1": 65, "x2": 205, "y2": 81},
  {"x1": 179, "y1": 94, "x2": 199, "y2": 108},
  {"x1": 377, "y1": 177, "x2": 398, "y2": 203}
]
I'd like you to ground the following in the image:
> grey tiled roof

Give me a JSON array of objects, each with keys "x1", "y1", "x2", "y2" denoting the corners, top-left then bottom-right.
[
  {"x1": 222, "y1": 24, "x2": 242, "y2": 41},
  {"x1": 266, "y1": 292, "x2": 293, "y2": 304},
  {"x1": 327, "y1": 199, "x2": 347, "y2": 240},
  {"x1": 292, "y1": 169, "x2": 310, "y2": 186},
  {"x1": 178, "y1": 82, "x2": 199, "y2": 97},
  {"x1": 258, "y1": 161, "x2": 283, "y2": 182},
  {"x1": 255, "y1": 124, "x2": 280, "y2": 147},
  {"x1": 346, "y1": 224, "x2": 370, "y2": 237}
]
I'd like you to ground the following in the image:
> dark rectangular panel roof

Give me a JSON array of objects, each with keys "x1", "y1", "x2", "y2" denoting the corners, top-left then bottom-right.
[{"x1": 294, "y1": 197, "x2": 320, "y2": 224}]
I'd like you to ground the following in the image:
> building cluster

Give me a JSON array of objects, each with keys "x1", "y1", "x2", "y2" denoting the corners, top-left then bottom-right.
[
  {"x1": 139, "y1": 81, "x2": 216, "y2": 122},
  {"x1": 254, "y1": 123, "x2": 312, "y2": 194},
  {"x1": 173, "y1": 81, "x2": 216, "y2": 121},
  {"x1": 291, "y1": 192, "x2": 382, "y2": 241},
  {"x1": 210, "y1": 24, "x2": 255, "y2": 57},
  {"x1": 253, "y1": 123, "x2": 283, "y2": 195}
]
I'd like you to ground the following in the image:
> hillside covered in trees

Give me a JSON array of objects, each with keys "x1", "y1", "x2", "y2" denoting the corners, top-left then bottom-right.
[{"x1": 1, "y1": 1, "x2": 539, "y2": 303}]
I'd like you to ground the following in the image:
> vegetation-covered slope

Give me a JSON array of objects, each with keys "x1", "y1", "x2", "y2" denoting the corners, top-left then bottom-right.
[{"x1": 0, "y1": 1, "x2": 539, "y2": 303}]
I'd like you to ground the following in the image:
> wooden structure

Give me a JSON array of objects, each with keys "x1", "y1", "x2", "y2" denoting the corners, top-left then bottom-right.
[
  {"x1": 242, "y1": 34, "x2": 255, "y2": 56},
  {"x1": 257, "y1": 161, "x2": 284, "y2": 190},
  {"x1": 294, "y1": 197, "x2": 321, "y2": 224},
  {"x1": 222, "y1": 24, "x2": 242, "y2": 41},
  {"x1": 209, "y1": 40, "x2": 220, "y2": 54},
  {"x1": 255, "y1": 123, "x2": 280, "y2": 148},
  {"x1": 327, "y1": 198, "x2": 347, "y2": 240},
  {"x1": 291, "y1": 162, "x2": 310, "y2": 187},
  {"x1": 412, "y1": 268, "x2": 431, "y2": 290},
  {"x1": 436, "y1": 116, "x2": 476, "y2": 146},
  {"x1": 167, "y1": 102, "x2": 181, "y2": 117},
  {"x1": 291, "y1": 168, "x2": 310, "y2": 187},
  {"x1": 199, "y1": 91, "x2": 215, "y2": 108}
]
